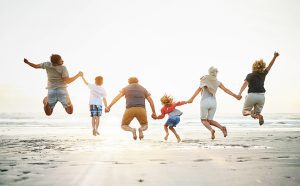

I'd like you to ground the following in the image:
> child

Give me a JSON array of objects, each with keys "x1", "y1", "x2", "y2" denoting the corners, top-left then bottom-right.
[
  {"x1": 188, "y1": 67, "x2": 240, "y2": 139},
  {"x1": 154, "y1": 94, "x2": 187, "y2": 143},
  {"x1": 81, "y1": 74, "x2": 108, "y2": 136},
  {"x1": 23, "y1": 54, "x2": 82, "y2": 116},
  {"x1": 238, "y1": 52, "x2": 279, "y2": 125}
]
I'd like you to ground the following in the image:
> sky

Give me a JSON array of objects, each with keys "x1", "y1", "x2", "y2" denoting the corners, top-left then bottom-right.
[{"x1": 0, "y1": 0, "x2": 300, "y2": 115}]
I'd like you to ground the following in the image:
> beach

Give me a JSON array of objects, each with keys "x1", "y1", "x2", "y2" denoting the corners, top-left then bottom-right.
[{"x1": 0, "y1": 113, "x2": 300, "y2": 186}]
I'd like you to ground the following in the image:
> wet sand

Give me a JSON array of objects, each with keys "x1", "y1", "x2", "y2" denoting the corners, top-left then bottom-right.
[{"x1": 0, "y1": 124, "x2": 300, "y2": 186}]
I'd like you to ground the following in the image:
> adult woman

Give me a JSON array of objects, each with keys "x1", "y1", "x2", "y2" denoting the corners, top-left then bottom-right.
[{"x1": 188, "y1": 67, "x2": 240, "y2": 139}]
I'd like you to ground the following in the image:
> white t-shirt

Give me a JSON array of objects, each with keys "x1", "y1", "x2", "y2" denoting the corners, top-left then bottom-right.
[{"x1": 88, "y1": 83, "x2": 107, "y2": 106}]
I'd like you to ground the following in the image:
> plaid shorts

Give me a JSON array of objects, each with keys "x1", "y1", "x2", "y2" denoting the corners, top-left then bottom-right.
[{"x1": 90, "y1": 105, "x2": 102, "y2": 117}]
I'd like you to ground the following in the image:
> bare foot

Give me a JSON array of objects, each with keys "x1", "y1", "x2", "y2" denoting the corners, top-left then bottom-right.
[
  {"x1": 132, "y1": 129, "x2": 137, "y2": 140},
  {"x1": 176, "y1": 136, "x2": 181, "y2": 143},
  {"x1": 258, "y1": 114, "x2": 264, "y2": 125},
  {"x1": 164, "y1": 133, "x2": 169, "y2": 141},
  {"x1": 211, "y1": 129, "x2": 215, "y2": 140},
  {"x1": 138, "y1": 128, "x2": 144, "y2": 140},
  {"x1": 92, "y1": 129, "x2": 96, "y2": 136},
  {"x1": 221, "y1": 126, "x2": 227, "y2": 137},
  {"x1": 96, "y1": 131, "x2": 100, "y2": 135}
]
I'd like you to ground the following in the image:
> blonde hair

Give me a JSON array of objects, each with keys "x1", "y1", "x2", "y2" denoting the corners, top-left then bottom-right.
[
  {"x1": 208, "y1": 66, "x2": 218, "y2": 77},
  {"x1": 252, "y1": 59, "x2": 266, "y2": 73},
  {"x1": 128, "y1": 77, "x2": 139, "y2": 84},
  {"x1": 160, "y1": 94, "x2": 173, "y2": 106}
]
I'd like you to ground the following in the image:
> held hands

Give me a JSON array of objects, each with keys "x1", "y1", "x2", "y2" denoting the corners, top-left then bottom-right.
[
  {"x1": 235, "y1": 94, "x2": 242, "y2": 100},
  {"x1": 105, "y1": 107, "x2": 110, "y2": 113},
  {"x1": 78, "y1": 71, "x2": 83, "y2": 77},
  {"x1": 151, "y1": 113, "x2": 157, "y2": 119},
  {"x1": 186, "y1": 98, "x2": 193, "y2": 104}
]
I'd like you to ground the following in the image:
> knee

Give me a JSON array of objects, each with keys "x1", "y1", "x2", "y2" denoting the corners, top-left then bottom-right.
[
  {"x1": 168, "y1": 126, "x2": 173, "y2": 129},
  {"x1": 201, "y1": 119, "x2": 208, "y2": 124},
  {"x1": 242, "y1": 111, "x2": 248, "y2": 116},
  {"x1": 141, "y1": 124, "x2": 148, "y2": 130}
]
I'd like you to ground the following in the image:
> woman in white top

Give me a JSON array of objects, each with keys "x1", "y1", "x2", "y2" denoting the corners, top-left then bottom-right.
[
  {"x1": 81, "y1": 74, "x2": 108, "y2": 136},
  {"x1": 188, "y1": 67, "x2": 241, "y2": 139}
]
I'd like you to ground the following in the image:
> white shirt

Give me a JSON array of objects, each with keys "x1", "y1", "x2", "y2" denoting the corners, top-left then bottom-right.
[{"x1": 88, "y1": 84, "x2": 107, "y2": 106}]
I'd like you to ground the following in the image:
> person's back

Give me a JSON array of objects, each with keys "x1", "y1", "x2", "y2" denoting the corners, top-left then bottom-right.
[
  {"x1": 23, "y1": 54, "x2": 82, "y2": 116},
  {"x1": 122, "y1": 83, "x2": 149, "y2": 108},
  {"x1": 238, "y1": 52, "x2": 280, "y2": 125},
  {"x1": 246, "y1": 70, "x2": 268, "y2": 93},
  {"x1": 41, "y1": 62, "x2": 68, "y2": 89}
]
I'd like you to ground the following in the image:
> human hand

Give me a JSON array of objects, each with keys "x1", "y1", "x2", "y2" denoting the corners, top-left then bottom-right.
[
  {"x1": 274, "y1": 51, "x2": 279, "y2": 58},
  {"x1": 187, "y1": 99, "x2": 193, "y2": 104},
  {"x1": 105, "y1": 107, "x2": 110, "y2": 113},
  {"x1": 78, "y1": 71, "x2": 83, "y2": 77},
  {"x1": 24, "y1": 58, "x2": 29, "y2": 64},
  {"x1": 235, "y1": 94, "x2": 242, "y2": 100},
  {"x1": 151, "y1": 113, "x2": 157, "y2": 119}
]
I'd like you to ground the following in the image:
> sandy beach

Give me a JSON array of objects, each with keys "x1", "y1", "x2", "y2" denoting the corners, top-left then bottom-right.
[{"x1": 0, "y1": 113, "x2": 300, "y2": 186}]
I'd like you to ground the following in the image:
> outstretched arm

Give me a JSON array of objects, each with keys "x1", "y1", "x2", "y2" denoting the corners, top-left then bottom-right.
[
  {"x1": 146, "y1": 96, "x2": 157, "y2": 118},
  {"x1": 107, "y1": 92, "x2": 124, "y2": 111},
  {"x1": 187, "y1": 87, "x2": 202, "y2": 103},
  {"x1": 63, "y1": 71, "x2": 83, "y2": 84},
  {"x1": 219, "y1": 83, "x2": 240, "y2": 100},
  {"x1": 266, "y1": 52, "x2": 280, "y2": 72},
  {"x1": 23, "y1": 58, "x2": 42, "y2": 69},
  {"x1": 238, "y1": 80, "x2": 249, "y2": 97},
  {"x1": 81, "y1": 75, "x2": 89, "y2": 85}
]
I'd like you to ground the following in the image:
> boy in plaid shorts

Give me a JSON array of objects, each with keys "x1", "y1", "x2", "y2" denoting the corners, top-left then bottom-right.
[{"x1": 81, "y1": 74, "x2": 107, "y2": 136}]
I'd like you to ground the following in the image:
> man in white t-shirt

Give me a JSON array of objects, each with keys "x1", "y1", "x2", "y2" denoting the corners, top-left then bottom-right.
[{"x1": 81, "y1": 74, "x2": 108, "y2": 136}]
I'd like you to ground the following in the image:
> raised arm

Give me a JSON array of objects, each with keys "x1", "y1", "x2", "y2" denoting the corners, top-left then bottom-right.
[
  {"x1": 266, "y1": 52, "x2": 280, "y2": 72},
  {"x1": 81, "y1": 75, "x2": 89, "y2": 85},
  {"x1": 106, "y1": 92, "x2": 125, "y2": 111},
  {"x1": 146, "y1": 96, "x2": 157, "y2": 118},
  {"x1": 187, "y1": 87, "x2": 202, "y2": 103},
  {"x1": 238, "y1": 80, "x2": 249, "y2": 97},
  {"x1": 219, "y1": 83, "x2": 240, "y2": 100},
  {"x1": 63, "y1": 71, "x2": 83, "y2": 84},
  {"x1": 23, "y1": 58, "x2": 42, "y2": 69}
]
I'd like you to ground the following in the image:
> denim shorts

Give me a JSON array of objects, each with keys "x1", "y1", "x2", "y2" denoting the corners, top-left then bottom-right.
[
  {"x1": 90, "y1": 105, "x2": 102, "y2": 117},
  {"x1": 166, "y1": 116, "x2": 181, "y2": 127},
  {"x1": 48, "y1": 88, "x2": 69, "y2": 109}
]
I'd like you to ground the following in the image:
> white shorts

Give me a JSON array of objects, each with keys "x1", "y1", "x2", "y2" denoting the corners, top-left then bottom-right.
[
  {"x1": 200, "y1": 98, "x2": 217, "y2": 120},
  {"x1": 243, "y1": 93, "x2": 265, "y2": 114}
]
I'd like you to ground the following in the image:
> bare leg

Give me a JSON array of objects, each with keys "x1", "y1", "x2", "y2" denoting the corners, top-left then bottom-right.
[
  {"x1": 43, "y1": 97, "x2": 53, "y2": 116},
  {"x1": 95, "y1": 117, "x2": 100, "y2": 135},
  {"x1": 242, "y1": 110, "x2": 251, "y2": 116},
  {"x1": 208, "y1": 120, "x2": 227, "y2": 137},
  {"x1": 65, "y1": 96, "x2": 73, "y2": 114},
  {"x1": 201, "y1": 119, "x2": 215, "y2": 140},
  {"x1": 164, "y1": 124, "x2": 169, "y2": 141},
  {"x1": 169, "y1": 126, "x2": 181, "y2": 143},
  {"x1": 138, "y1": 124, "x2": 148, "y2": 140},
  {"x1": 256, "y1": 113, "x2": 264, "y2": 125},
  {"x1": 121, "y1": 125, "x2": 137, "y2": 140},
  {"x1": 92, "y1": 117, "x2": 96, "y2": 136}
]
